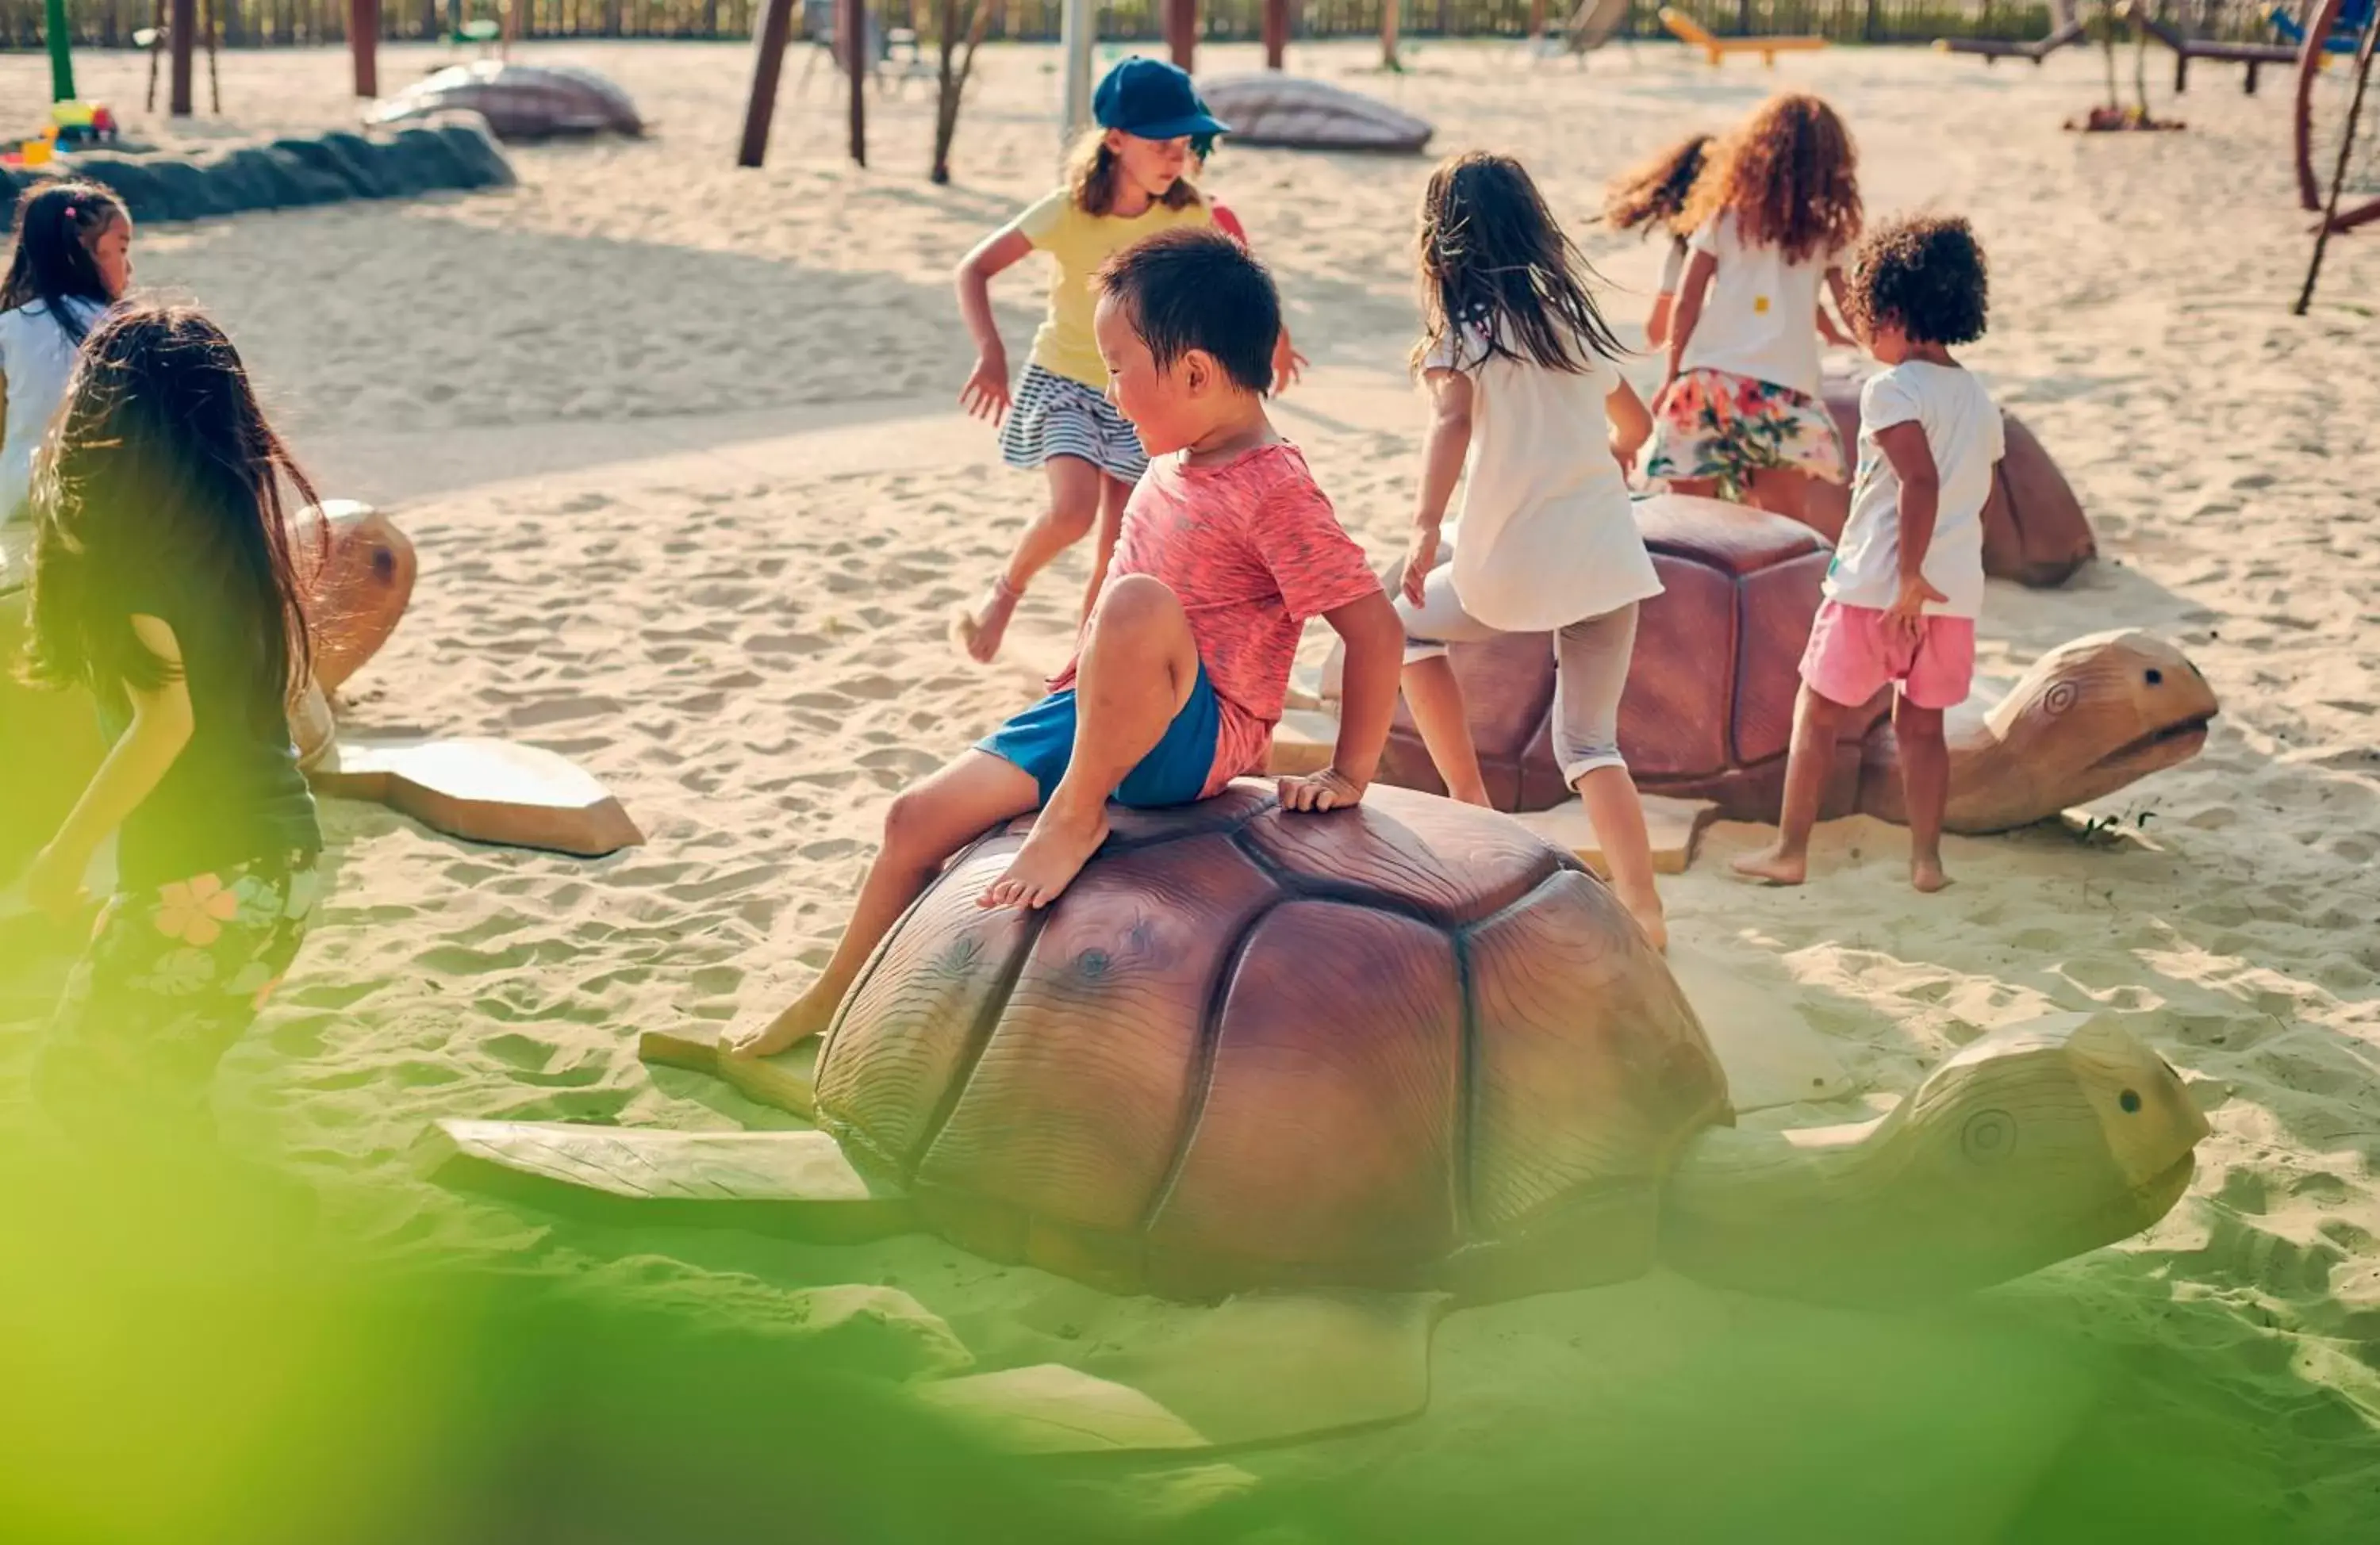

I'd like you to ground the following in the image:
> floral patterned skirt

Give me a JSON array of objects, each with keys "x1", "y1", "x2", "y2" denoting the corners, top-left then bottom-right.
[
  {"x1": 1644, "y1": 367, "x2": 1848, "y2": 500},
  {"x1": 36, "y1": 849, "x2": 321, "y2": 1131}
]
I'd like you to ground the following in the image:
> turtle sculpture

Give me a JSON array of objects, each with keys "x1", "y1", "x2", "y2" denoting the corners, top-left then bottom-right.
[
  {"x1": 1303, "y1": 494, "x2": 2215, "y2": 825},
  {"x1": 1810, "y1": 375, "x2": 2097, "y2": 588},
  {"x1": 442, "y1": 786, "x2": 2208, "y2": 1328},
  {"x1": 365, "y1": 62, "x2": 645, "y2": 142},
  {"x1": 1192, "y1": 74, "x2": 1434, "y2": 154}
]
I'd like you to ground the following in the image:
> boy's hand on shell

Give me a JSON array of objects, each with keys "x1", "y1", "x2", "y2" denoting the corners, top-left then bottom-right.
[{"x1": 1278, "y1": 769, "x2": 1366, "y2": 814}]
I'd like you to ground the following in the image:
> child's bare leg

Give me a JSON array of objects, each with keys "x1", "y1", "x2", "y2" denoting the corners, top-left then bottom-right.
[
  {"x1": 1894, "y1": 695, "x2": 1951, "y2": 893},
  {"x1": 730, "y1": 751, "x2": 1040, "y2": 1057},
  {"x1": 958, "y1": 455, "x2": 1102, "y2": 663},
  {"x1": 984, "y1": 575, "x2": 1197, "y2": 910},
  {"x1": 1576, "y1": 765, "x2": 1665, "y2": 953},
  {"x1": 1078, "y1": 473, "x2": 1132, "y2": 628},
  {"x1": 1745, "y1": 466, "x2": 1819, "y2": 524},
  {"x1": 1403, "y1": 655, "x2": 1491, "y2": 806},
  {"x1": 1732, "y1": 683, "x2": 1849, "y2": 886}
]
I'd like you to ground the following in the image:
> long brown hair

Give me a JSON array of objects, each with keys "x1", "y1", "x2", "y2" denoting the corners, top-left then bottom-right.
[
  {"x1": 1412, "y1": 151, "x2": 1626, "y2": 376},
  {"x1": 1603, "y1": 132, "x2": 1715, "y2": 238},
  {"x1": 1683, "y1": 94, "x2": 1861, "y2": 265},
  {"x1": 22, "y1": 305, "x2": 319, "y2": 719},
  {"x1": 1, "y1": 180, "x2": 125, "y2": 344},
  {"x1": 1064, "y1": 128, "x2": 1201, "y2": 218}
]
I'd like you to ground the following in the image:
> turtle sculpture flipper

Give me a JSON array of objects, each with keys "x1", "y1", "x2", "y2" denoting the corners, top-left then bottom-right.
[
  {"x1": 437, "y1": 788, "x2": 2206, "y2": 1451},
  {"x1": 1308, "y1": 495, "x2": 2216, "y2": 828}
]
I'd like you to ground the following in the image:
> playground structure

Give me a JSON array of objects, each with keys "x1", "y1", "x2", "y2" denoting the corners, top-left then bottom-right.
[
  {"x1": 1657, "y1": 5, "x2": 1826, "y2": 65},
  {"x1": 2295, "y1": 0, "x2": 2380, "y2": 259}
]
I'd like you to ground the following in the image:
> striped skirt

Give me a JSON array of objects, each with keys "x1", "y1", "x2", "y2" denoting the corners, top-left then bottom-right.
[{"x1": 997, "y1": 362, "x2": 1150, "y2": 483}]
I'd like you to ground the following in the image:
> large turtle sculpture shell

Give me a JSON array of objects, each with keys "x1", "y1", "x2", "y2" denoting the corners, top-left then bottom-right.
[
  {"x1": 1330, "y1": 496, "x2": 2216, "y2": 824},
  {"x1": 367, "y1": 62, "x2": 645, "y2": 141},
  {"x1": 440, "y1": 784, "x2": 2218, "y2": 1325}
]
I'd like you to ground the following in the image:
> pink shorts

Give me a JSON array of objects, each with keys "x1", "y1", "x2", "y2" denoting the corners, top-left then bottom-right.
[{"x1": 1799, "y1": 600, "x2": 1976, "y2": 711}]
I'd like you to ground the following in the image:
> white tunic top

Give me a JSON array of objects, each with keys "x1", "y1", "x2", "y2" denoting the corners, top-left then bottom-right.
[
  {"x1": 1679, "y1": 209, "x2": 1841, "y2": 398},
  {"x1": 1422, "y1": 316, "x2": 1663, "y2": 632},
  {"x1": 1826, "y1": 362, "x2": 2005, "y2": 619}
]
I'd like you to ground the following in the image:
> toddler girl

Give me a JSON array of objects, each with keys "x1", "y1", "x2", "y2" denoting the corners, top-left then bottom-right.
[
  {"x1": 1733, "y1": 216, "x2": 2002, "y2": 894},
  {"x1": 1398, "y1": 151, "x2": 1668, "y2": 949},
  {"x1": 1645, "y1": 93, "x2": 1861, "y2": 521},
  {"x1": 1, "y1": 182, "x2": 131, "y2": 523},
  {"x1": 20, "y1": 306, "x2": 325, "y2": 1137}
]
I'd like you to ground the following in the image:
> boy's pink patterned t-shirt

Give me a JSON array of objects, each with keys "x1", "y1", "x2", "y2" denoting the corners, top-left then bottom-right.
[{"x1": 1050, "y1": 443, "x2": 1380, "y2": 796}]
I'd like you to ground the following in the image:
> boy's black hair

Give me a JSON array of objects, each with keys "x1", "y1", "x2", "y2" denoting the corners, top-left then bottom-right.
[
  {"x1": 1093, "y1": 228, "x2": 1278, "y2": 394},
  {"x1": 1846, "y1": 214, "x2": 1990, "y2": 347}
]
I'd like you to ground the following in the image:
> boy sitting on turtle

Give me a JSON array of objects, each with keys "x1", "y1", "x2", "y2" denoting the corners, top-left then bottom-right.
[{"x1": 734, "y1": 228, "x2": 1404, "y2": 1058}]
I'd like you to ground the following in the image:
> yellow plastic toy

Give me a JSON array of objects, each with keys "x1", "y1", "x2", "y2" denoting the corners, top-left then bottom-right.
[{"x1": 1659, "y1": 6, "x2": 1828, "y2": 66}]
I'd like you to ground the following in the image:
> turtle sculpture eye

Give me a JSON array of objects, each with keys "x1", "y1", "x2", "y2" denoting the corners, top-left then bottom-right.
[
  {"x1": 2144, "y1": 668, "x2": 2164, "y2": 686},
  {"x1": 2119, "y1": 1089, "x2": 2142, "y2": 1114}
]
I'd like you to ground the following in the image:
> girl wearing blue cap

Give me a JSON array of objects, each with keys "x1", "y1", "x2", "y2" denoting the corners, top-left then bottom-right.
[{"x1": 952, "y1": 56, "x2": 1296, "y2": 664}]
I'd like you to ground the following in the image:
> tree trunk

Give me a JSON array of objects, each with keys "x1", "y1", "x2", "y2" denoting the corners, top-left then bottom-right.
[
  {"x1": 1167, "y1": 0, "x2": 1196, "y2": 69},
  {"x1": 350, "y1": 0, "x2": 379, "y2": 96},
  {"x1": 170, "y1": 0, "x2": 194, "y2": 113},
  {"x1": 843, "y1": 0, "x2": 866, "y2": 166},
  {"x1": 1262, "y1": 0, "x2": 1287, "y2": 66},
  {"x1": 931, "y1": 0, "x2": 996, "y2": 183},
  {"x1": 1381, "y1": 0, "x2": 1399, "y2": 69},
  {"x1": 737, "y1": 0, "x2": 796, "y2": 167}
]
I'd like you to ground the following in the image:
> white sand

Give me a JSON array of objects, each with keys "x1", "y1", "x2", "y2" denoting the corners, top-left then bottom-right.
[{"x1": 4, "y1": 34, "x2": 2377, "y2": 1531}]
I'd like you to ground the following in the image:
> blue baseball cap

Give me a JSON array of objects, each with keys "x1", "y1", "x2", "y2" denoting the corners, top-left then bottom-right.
[{"x1": 1094, "y1": 57, "x2": 1230, "y2": 141}]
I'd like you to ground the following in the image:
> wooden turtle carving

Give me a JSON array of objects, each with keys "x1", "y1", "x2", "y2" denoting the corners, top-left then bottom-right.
[
  {"x1": 366, "y1": 62, "x2": 645, "y2": 142},
  {"x1": 1324, "y1": 495, "x2": 2215, "y2": 826},
  {"x1": 459, "y1": 786, "x2": 2207, "y2": 1317},
  {"x1": 1812, "y1": 376, "x2": 2096, "y2": 588}
]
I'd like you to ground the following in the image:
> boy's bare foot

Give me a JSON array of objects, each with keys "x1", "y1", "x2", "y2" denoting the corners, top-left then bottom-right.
[
  {"x1": 981, "y1": 796, "x2": 1110, "y2": 911},
  {"x1": 1730, "y1": 846, "x2": 1808, "y2": 887},
  {"x1": 954, "y1": 577, "x2": 1022, "y2": 664},
  {"x1": 725, "y1": 987, "x2": 839, "y2": 1060},
  {"x1": 1911, "y1": 857, "x2": 1951, "y2": 894}
]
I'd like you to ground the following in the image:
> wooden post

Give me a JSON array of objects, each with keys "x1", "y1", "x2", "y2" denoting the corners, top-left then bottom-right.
[
  {"x1": 1167, "y1": 0, "x2": 1196, "y2": 69},
  {"x1": 1528, "y1": 0, "x2": 1545, "y2": 38},
  {"x1": 1381, "y1": 0, "x2": 1399, "y2": 70},
  {"x1": 350, "y1": 0, "x2": 378, "y2": 98},
  {"x1": 843, "y1": 0, "x2": 866, "y2": 165},
  {"x1": 169, "y1": 0, "x2": 194, "y2": 114},
  {"x1": 1263, "y1": 0, "x2": 1288, "y2": 67},
  {"x1": 737, "y1": 0, "x2": 795, "y2": 167}
]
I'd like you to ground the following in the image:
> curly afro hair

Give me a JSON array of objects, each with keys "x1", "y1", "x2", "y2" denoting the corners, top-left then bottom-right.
[{"x1": 1846, "y1": 214, "x2": 1990, "y2": 347}]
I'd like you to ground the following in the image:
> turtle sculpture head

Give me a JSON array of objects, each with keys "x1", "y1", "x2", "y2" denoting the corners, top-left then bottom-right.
[
  {"x1": 1661, "y1": 1012, "x2": 2211, "y2": 1304},
  {"x1": 1985, "y1": 629, "x2": 2219, "y2": 807}
]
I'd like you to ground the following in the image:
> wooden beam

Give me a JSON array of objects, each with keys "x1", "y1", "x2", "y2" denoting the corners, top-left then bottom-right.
[
  {"x1": 737, "y1": 0, "x2": 796, "y2": 167},
  {"x1": 843, "y1": 0, "x2": 866, "y2": 165},
  {"x1": 169, "y1": 0, "x2": 194, "y2": 114},
  {"x1": 1168, "y1": 0, "x2": 1197, "y2": 70},
  {"x1": 350, "y1": 0, "x2": 379, "y2": 98},
  {"x1": 1381, "y1": 0, "x2": 1399, "y2": 70},
  {"x1": 1263, "y1": 0, "x2": 1288, "y2": 68}
]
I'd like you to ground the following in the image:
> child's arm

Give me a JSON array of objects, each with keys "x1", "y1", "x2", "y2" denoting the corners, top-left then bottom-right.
[
  {"x1": 1401, "y1": 368, "x2": 1473, "y2": 605},
  {"x1": 24, "y1": 615, "x2": 195, "y2": 914},
  {"x1": 1818, "y1": 265, "x2": 1856, "y2": 347},
  {"x1": 1660, "y1": 250, "x2": 1717, "y2": 401},
  {"x1": 1873, "y1": 420, "x2": 1948, "y2": 637},
  {"x1": 954, "y1": 227, "x2": 1032, "y2": 424},
  {"x1": 1606, "y1": 376, "x2": 1653, "y2": 474},
  {"x1": 1645, "y1": 293, "x2": 1676, "y2": 349},
  {"x1": 1280, "y1": 589, "x2": 1403, "y2": 813}
]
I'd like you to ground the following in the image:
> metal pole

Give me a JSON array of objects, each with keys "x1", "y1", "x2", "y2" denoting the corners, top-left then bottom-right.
[
  {"x1": 1061, "y1": 0, "x2": 1095, "y2": 144},
  {"x1": 45, "y1": 0, "x2": 75, "y2": 102}
]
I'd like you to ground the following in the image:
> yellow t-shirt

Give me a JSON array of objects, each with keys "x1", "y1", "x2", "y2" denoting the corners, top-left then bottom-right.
[{"x1": 1014, "y1": 187, "x2": 1215, "y2": 390}]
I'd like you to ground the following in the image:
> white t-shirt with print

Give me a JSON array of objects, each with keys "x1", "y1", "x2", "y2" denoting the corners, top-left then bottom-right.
[
  {"x1": 1422, "y1": 318, "x2": 1663, "y2": 633},
  {"x1": 0, "y1": 297, "x2": 106, "y2": 520},
  {"x1": 1678, "y1": 209, "x2": 1840, "y2": 398},
  {"x1": 1825, "y1": 362, "x2": 2004, "y2": 619}
]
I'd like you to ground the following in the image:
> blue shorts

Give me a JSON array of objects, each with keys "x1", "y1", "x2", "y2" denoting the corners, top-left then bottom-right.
[{"x1": 977, "y1": 664, "x2": 1221, "y2": 808}]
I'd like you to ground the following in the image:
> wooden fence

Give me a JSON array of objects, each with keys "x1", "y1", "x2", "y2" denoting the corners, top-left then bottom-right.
[{"x1": 0, "y1": 0, "x2": 2295, "y2": 52}]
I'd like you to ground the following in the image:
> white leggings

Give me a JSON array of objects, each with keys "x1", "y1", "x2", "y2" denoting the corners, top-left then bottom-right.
[{"x1": 1396, "y1": 565, "x2": 1641, "y2": 786}]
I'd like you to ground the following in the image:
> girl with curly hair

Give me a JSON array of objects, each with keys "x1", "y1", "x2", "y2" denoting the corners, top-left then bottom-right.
[
  {"x1": 1601, "y1": 131, "x2": 1715, "y2": 349},
  {"x1": 1645, "y1": 93, "x2": 1862, "y2": 519}
]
